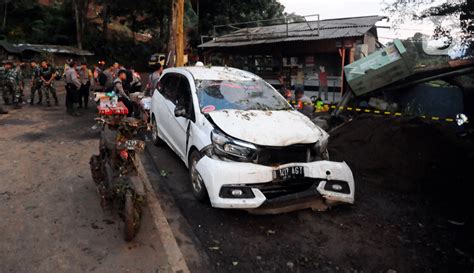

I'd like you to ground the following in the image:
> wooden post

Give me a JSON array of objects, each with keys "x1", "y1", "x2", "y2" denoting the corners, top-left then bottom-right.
[
  {"x1": 339, "y1": 48, "x2": 345, "y2": 95},
  {"x1": 175, "y1": 0, "x2": 185, "y2": 67}
]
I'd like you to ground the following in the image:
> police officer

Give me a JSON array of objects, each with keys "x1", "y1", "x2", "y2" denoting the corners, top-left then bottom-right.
[
  {"x1": 64, "y1": 61, "x2": 81, "y2": 116},
  {"x1": 4, "y1": 61, "x2": 21, "y2": 109},
  {"x1": 114, "y1": 69, "x2": 133, "y2": 116},
  {"x1": 78, "y1": 62, "x2": 92, "y2": 109},
  {"x1": 40, "y1": 60, "x2": 59, "y2": 107},
  {"x1": 30, "y1": 61, "x2": 43, "y2": 105}
]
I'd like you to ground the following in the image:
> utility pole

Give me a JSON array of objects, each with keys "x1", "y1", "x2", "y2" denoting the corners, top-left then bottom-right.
[
  {"x1": 168, "y1": 0, "x2": 184, "y2": 67},
  {"x1": 176, "y1": 0, "x2": 184, "y2": 66}
]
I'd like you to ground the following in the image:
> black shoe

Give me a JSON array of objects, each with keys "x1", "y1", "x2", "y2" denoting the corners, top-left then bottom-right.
[
  {"x1": 55, "y1": 101, "x2": 59, "y2": 106},
  {"x1": 30, "y1": 101, "x2": 34, "y2": 105},
  {"x1": 0, "y1": 108, "x2": 8, "y2": 114},
  {"x1": 36, "y1": 101, "x2": 42, "y2": 105},
  {"x1": 47, "y1": 102, "x2": 51, "y2": 107},
  {"x1": 13, "y1": 104, "x2": 21, "y2": 109}
]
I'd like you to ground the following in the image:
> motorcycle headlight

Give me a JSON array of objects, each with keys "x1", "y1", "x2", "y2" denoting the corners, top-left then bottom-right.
[{"x1": 211, "y1": 130, "x2": 257, "y2": 161}]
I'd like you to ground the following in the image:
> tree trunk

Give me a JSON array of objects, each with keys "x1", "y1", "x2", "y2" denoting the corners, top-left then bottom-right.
[
  {"x1": 2, "y1": 1, "x2": 7, "y2": 31},
  {"x1": 102, "y1": 0, "x2": 109, "y2": 44},
  {"x1": 175, "y1": 0, "x2": 184, "y2": 66},
  {"x1": 167, "y1": 0, "x2": 177, "y2": 67},
  {"x1": 73, "y1": 0, "x2": 82, "y2": 49},
  {"x1": 80, "y1": 0, "x2": 89, "y2": 42},
  {"x1": 159, "y1": 15, "x2": 164, "y2": 39}
]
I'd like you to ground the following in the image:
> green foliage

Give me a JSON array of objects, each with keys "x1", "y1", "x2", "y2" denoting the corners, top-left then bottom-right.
[
  {"x1": 1, "y1": 0, "x2": 76, "y2": 44},
  {"x1": 383, "y1": 0, "x2": 472, "y2": 56},
  {"x1": 0, "y1": 0, "x2": 289, "y2": 67},
  {"x1": 198, "y1": 0, "x2": 285, "y2": 36}
]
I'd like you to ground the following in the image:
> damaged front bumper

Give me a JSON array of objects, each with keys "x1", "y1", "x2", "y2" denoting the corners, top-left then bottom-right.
[{"x1": 195, "y1": 156, "x2": 355, "y2": 209}]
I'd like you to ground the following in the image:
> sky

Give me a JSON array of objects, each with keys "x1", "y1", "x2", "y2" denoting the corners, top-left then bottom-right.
[{"x1": 278, "y1": 0, "x2": 450, "y2": 43}]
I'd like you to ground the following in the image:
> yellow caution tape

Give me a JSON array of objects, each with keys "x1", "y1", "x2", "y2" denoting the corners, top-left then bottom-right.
[{"x1": 287, "y1": 100, "x2": 456, "y2": 123}]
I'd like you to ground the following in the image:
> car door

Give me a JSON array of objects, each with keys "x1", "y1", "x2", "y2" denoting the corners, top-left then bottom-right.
[
  {"x1": 154, "y1": 73, "x2": 180, "y2": 148},
  {"x1": 164, "y1": 74, "x2": 196, "y2": 161}
]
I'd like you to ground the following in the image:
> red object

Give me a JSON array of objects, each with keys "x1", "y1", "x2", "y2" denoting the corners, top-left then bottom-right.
[
  {"x1": 97, "y1": 101, "x2": 129, "y2": 116},
  {"x1": 319, "y1": 71, "x2": 328, "y2": 87},
  {"x1": 120, "y1": 149, "x2": 129, "y2": 160}
]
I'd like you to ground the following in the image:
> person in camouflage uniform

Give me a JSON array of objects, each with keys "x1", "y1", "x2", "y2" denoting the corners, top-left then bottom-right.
[
  {"x1": 0, "y1": 63, "x2": 7, "y2": 114},
  {"x1": 15, "y1": 61, "x2": 26, "y2": 104},
  {"x1": 0, "y1": 64, "x2": 7, "y2": 105},
  {"x1": 3, "y1": 61, "x2": 22, "y2": 109},
  {"x1": 30, "y1": 61, "x2": 43, "y2": 105},
  {"x1": 40, "y1": 60, "x2": 58, "y2": 107}
]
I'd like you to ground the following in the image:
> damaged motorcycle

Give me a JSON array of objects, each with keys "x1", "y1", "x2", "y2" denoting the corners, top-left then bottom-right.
[{"x1": 90, "y1": 115, "x2": 147, "y2": 241}]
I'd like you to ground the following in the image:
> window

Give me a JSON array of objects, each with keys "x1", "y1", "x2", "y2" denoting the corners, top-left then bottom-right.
[
  {"x1": 159, "y1": 73, "x2": 180, "y2": 103},
  {"x1": 176, "y1": 75, "x2": 195, "y2": 121}
]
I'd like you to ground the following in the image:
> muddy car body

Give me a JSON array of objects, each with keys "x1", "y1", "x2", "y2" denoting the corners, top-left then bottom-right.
[{"x1": 150, "y1": 66, "x2": 354, "y2": 210}]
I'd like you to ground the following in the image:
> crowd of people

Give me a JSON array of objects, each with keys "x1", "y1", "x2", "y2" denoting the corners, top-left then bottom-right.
[{"x1": 0, "y1": 58, "x2": 164, "y2": 117}]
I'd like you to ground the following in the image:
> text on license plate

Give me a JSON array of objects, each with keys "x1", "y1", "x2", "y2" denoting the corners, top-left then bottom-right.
[{"x1": 273, "y1": 166, "x2": 305, "y2": 181}]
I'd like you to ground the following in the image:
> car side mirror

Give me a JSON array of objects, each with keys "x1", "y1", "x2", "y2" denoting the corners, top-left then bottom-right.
[{"x1": 174, "y1": 105, "x2": 188, "y2": 118}]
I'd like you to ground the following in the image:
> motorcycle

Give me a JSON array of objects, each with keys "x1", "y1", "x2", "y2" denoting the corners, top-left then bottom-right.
[{"x1": 89, "y1": 115, "x2": 148, "y2": 241}]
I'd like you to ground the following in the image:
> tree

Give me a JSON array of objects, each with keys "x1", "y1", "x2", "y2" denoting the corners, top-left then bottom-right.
[
  {"x1": 71, "y1": 0, "x2": 90, "y2": 49},
  {"x1": 196, "y1": 0, "x2": 285, "y2": 37},
  {"x1": 383, "y1": 0, "x2": 473, "y2": 55}
]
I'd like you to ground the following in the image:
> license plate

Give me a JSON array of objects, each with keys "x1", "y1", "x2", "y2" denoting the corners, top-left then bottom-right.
[{"x1": 273, "y1": 166, "x2": 305, "y2": 182}]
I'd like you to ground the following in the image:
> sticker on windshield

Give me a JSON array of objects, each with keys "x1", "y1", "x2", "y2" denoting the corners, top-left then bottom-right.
[{"x1": 202, "y1": 105, "x2": 216, "y2": 113}]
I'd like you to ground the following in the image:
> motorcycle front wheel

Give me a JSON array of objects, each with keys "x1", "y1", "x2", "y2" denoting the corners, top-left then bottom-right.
[{"x1": 123, "y1": 189, "x2": 141, "y2": 241}]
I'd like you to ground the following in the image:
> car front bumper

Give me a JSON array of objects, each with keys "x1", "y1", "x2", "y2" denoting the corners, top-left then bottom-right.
[{"x1": 195, "y1": 156, "x2": 355, "y2": 209}]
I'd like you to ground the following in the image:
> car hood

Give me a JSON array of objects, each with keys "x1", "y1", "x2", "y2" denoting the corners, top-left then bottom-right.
[{"x1": 208, "y1": 110, "x2": 328, "y2": 146}]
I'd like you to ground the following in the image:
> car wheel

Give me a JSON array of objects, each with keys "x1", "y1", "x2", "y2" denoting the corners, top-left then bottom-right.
[
  {"x1": 151, "y1": 117, "x2": 163, "y2": 146},
  {"x1": 189, "y1": 150, "x2": 209, "y2": 202}
]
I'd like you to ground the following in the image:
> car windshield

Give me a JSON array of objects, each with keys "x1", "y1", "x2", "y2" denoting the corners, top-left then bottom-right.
[{"x1": 195, "y1": 79, "x2": 291, "y2": 113}]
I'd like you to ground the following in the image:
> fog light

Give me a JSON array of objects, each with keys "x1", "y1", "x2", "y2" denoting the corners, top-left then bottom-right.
[
  {"x1": 231, "y1": 189, "x2": 243, "y2": 196},
  {"x1": 332, "y1": 184, "x2": 343, "y2": 191},
  {"x1": 219, "y1": 186, "x2": 255, "y2": 199}
]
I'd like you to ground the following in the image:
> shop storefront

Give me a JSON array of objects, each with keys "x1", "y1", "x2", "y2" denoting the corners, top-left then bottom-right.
[{"x1": 199, "y1": 15, "x2": 386, "y2": 102}]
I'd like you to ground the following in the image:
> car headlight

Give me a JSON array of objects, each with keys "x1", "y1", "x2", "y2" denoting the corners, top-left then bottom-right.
[{"x1": 211, "y1": 129, "x2": 257, "y2": 161}]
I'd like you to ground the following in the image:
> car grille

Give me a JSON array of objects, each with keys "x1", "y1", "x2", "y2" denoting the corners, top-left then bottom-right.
[
  {"x1": 253, "y1": 178, "x2": 318, "y2": 199},
  {"x1": 255, "y1": 144, "x2": 313, "y2": 166}
]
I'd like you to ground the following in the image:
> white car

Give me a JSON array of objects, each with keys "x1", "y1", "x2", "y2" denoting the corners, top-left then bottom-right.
[{"x1": 150, "y1": 66, "x2": 354, "y2": 210}]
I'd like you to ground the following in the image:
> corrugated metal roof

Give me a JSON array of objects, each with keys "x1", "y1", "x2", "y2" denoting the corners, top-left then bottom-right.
[
  {"x1": 199, "y1": 15, "x2": 386, "y2": 48},
  {"x1": 0, "y1": 41, "x2": 93, "y2": 56}
]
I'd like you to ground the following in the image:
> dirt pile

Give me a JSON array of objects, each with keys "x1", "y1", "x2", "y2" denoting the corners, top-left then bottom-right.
[
  {"x1": 329, "y1": 114, "x2": 473, "y2": 195},
  {"x1": 328, "y1": 114, "x2": 474, "y2": 266}
]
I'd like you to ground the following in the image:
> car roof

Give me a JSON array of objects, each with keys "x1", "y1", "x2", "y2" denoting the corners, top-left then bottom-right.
[{"x1": 166, "y1": 66, "x2": 261, "y2": 82}]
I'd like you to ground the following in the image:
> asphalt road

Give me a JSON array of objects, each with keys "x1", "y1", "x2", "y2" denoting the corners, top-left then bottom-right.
[{"x1": 145, "y1": 126, "x2": 474, "y2": 273}]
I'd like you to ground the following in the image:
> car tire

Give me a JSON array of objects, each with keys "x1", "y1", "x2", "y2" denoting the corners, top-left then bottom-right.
[
  {"x1": 188, "y1": 150, "x2": 209, "y2": 203},
  {"x1": 151, "y1": 117, "x2": 163, "y2": 146}
]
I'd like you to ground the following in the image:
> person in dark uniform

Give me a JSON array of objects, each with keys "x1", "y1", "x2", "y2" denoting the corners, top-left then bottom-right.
[
  {"x1": 40, "y1": 60, "x2": 59, "y2": 107},
  {"x1": 65, "y1": 61, "x2": 81, "y2": 116},
  {"x1": 114, "y1": 70, "x2": 133, "y2": 116},
  {"x1": 30, "y1": 61, "x2": 43, "y2": 105}
]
